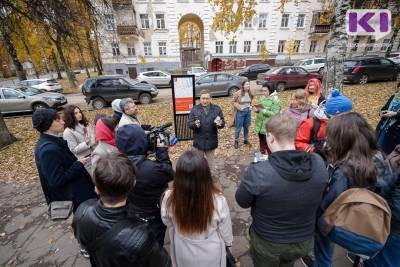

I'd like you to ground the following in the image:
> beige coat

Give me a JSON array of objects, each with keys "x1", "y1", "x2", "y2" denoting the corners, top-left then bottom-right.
[
  {"x1": 161, "y1": 190, "x2": 233, "y2": 267},
  {"x1": 91, "y1": 141, "x2": 118, "y2": 176},
  {"x1": 118, "y1": 113, "x2": 141, "y2": 128}
]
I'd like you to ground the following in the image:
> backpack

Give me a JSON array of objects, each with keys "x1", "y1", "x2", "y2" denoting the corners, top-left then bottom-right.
[
  {"x1": 319, "y1": 168, "x2": 392, "y2": 259},
  {"x1": 305, "y1": 117, "x2": 324, "y2": 154}
]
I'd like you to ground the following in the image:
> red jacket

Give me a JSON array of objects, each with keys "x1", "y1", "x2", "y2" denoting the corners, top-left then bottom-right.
[{"x1": 295, "y1": 117, "x2": 328, "y2": 152}]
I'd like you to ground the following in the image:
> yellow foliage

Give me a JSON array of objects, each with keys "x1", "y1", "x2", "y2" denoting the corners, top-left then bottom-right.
[
  {"x1": 259, "y1": 46, "x2": 269, "y2": 63},
  {"x1": 284, "y1": 39, "x2": 297, "y2": 58}
]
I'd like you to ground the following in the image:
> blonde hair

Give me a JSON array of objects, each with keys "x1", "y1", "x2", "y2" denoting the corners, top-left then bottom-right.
[
  {"x1": 265, "y1": 114, "x2": 297, "y2": 143},
  {"x1": 290, "y1": 89, "x2": 309, "y2": 110}
]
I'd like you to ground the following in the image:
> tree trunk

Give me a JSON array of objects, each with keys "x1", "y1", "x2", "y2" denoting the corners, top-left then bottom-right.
[
  {"x1": 21, "y1": 36, "x2": 40, "y2": 79},
  {"x1": 86, "y1": 29, "x2": 102, "y2": 75},
  {"x1": 55, "y1": 33, "x2": 76, "y2": 88},
  {"x1": 51, "y1": 48, "x2": 62, "y2": 79},
  {"x1": 323, "y1": 0, "x2": 351, "y2": 96},
  {"x1": 1, "y1": 30, "x2": 27, "y2": 81},
  {"x1": 77, "y1": 42, "x2": 90, "y2": 78},
  {"x1": 93, "y1": 31, "x2": 103, "y2": 71},
  {"x1": 0, "y1": 112, "x2": 17, "y2": 149}
]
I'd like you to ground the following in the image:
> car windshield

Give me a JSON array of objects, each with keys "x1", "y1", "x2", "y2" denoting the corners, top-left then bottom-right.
[
  {"x1": 266, "y1": 68, "x2": 281, "y2": 74},
  {"x1": 298, "y1": 61, "x2": 307, "y2": 66},
  {"x1": 344, "y1": 60, "x2": 359, "y2": 68},
  {"x1": 125, "y1": 78, "x2": 140, "y2": 85},
  {"x1": 15, "y1": 86, "x2": 47, "y2": 96},
  {"x1": 192, "y1": 68, "x2": 205, "y2": 73},
  {"x1": 46, "y1": 79, "x2": 58, "y2": 84}
]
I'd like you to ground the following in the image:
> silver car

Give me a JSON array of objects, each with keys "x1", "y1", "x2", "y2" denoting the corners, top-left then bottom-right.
[
  {"x1": 0, "y1": 86, "x2": 67, "y2": 114},
  {"x1": 20, "y1": 78, "x2": 63, "y2": 93},
  {"x1": 137, "y1": 70, "x2": 171, "y2": 87},
  {"x1": 195, "y1": 72, "x2": 247, "y2": 97}
]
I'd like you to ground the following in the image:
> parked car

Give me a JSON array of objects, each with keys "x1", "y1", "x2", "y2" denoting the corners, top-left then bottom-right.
[
  {"x1": 137, "y1": 70, "x2": 171, "y2": 87},
  {"x1": 81, "y1": 76, "x2": 158, "y2": 109},
  {"x1": 387, "y1": 52, "x2": 400, "y2": 65},
  {"x1": 297, "y1": 58, "x2": 326, "y2": 74},
  {"x1": 0, "y1": 86, "x2": 67, "y2": 114},
  {"x1": 237, "y1": 64, "x2": 271, "y2": 80},
  {"x1": 194, "y1": 72, "x2": 247, "y2": 97},
  {"x1": 344, "y1": 57, "x2": 400, "y2": 84},
  {"x1": 187, "y1": 66, "x2": 207, "y2": 77},
  {"x1": 257, "y1": 66, "x2": 322, "y2": 92},
  {"x1": 19, "y1": 78, "x2": 63, "y2": 93}
]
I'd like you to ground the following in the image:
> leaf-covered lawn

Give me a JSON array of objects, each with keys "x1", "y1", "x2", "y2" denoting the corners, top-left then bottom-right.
[{"x1": 1, "y1": 81, "x2": 396, "y2": 185}]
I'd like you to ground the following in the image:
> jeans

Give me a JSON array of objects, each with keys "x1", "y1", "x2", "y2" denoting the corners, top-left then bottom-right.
[
  {"x1": 314, "y1": 230, "x2": 335, "y2": 267},
  {"x1": 364, "y1": 233, "x2": 400, "y2": 267},
  {"x1": 235, "y1": 108, "x2": 251, "y2": 142}
]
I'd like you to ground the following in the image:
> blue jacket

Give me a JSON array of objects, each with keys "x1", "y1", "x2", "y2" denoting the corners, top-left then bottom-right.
[{"x1": 35, "y1": 133, "x2": 96, "y2": 210}]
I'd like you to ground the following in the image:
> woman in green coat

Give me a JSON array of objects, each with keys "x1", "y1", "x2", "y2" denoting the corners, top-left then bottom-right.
[{"x1": 254, "y1": 83, "x2": 281, "y2": 154}]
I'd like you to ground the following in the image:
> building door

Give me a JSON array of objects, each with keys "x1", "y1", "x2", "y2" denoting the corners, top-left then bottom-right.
[{"x1": 128, "y1": 67, "x2": 137, "y2": 79}]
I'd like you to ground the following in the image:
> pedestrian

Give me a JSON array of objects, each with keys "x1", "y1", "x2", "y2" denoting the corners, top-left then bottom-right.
[
  {"x1": 111, "y1": 99, "x2": 123, "y2": 124},
  {"x1": 377, "y1": 82, "x2": 400, "y2": 155},
  {"x1": 284, "y1": 89, "x2": 315, "y2": 127},
  {"x1": 161, "y1": 150, "x2": 233, "y2": 267},
  {"x1": 309, "y1": 112, "x2": 394, "y2": 267},
  {"x1": 254, "y1": 83, "x2": 281, "y2": 154},
  {"x1": 33, "y1": 108, "x2": 96, "y2": 211},
  {"x1": 188, "y1": 89, "x2": 224, "y2": 177},
  {"x1": 295, "y1": 89, "x2": 352, "y2": 155},
  {"x1": 116, "y1": 124, "x2": 173, "y2": 246},
  {"x1": 118, "y1": 98, "x2": 141, "y2": 127},
  {"x1": 73, "y1": 153, "x2": 171, "y2": 267},
  {"x1": 305, "y1": 78, "x2": 325, "y2": 107},
  {"x1": 236, "y1": 114, "x2": 328, "y2": 267},
  {"x1": 63, "y1": 105, "x2": 95, "y2": 174},
  {"x1": 91, "y1": 115, "x2": 118, "y2": 176},
  {"x1": 232, "y1": 80, "x2": 254, "y2": 149}
]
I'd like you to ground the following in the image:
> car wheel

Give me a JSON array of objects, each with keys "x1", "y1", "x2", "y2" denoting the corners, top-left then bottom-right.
[
  {"x1": 32, "y1": 102, "x2": 49, "y2": 111},
  {"x1": 359, "y1": 74, "x2": 368, "y2": 84},
  {"x1": 318, "y1": 67, "x2": 324, "y2": 75},
  {"x1": 276, "y1": 83, "x2": 285, "y2": 92},
  {"x1": 228, "y1": 86, "x2": 239, "y2": 96},
  {"x1": 139, "y1": 93, "x2": 152, "y2": 104},
  {"x1": 92, "y1": 97, "x2": 106, "y2": 109}
]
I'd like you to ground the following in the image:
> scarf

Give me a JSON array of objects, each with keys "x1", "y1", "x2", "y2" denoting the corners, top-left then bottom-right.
[{"x1": 95, "y1": 119, "x2": 116, "y2": 146}]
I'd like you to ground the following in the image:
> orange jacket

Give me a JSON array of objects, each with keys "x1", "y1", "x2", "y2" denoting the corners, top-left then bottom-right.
[{"x1": 295, "y1": 117, "x2": 328, "y2": 152}]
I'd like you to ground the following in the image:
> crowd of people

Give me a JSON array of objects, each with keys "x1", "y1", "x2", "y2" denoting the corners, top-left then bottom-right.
[{"x1": 31, "y1": 81, "x2": 400, "y2": 267}]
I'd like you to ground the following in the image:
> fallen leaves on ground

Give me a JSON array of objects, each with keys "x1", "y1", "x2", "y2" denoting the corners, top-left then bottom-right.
[{"x1": 0, "y1": 81, "x2": 396, "y2": 185}]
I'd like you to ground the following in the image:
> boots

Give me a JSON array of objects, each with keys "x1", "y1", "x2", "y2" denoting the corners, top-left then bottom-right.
[{"x1": 234, "y1": 140, "x2": 239, "y2": 149}]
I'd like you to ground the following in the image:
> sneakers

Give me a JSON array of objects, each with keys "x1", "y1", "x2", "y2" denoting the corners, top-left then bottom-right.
[
  {"x1": 80, "y1": 248, "x2": 90, "y2": 258},
  {"x1": 244, "y1": 140, "x2": 249, "y2": 145},
  {"x1": 300, "y1": 255, "x2": 314, "y2": 267},
  {"x1": 234, "y1": 140, "x2": 239, "y2": 149}
]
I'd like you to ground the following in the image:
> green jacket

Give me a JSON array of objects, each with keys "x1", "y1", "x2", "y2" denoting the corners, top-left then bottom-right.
[{"x1": 254, "y1": 93, "x2": 281, "y2": 134}]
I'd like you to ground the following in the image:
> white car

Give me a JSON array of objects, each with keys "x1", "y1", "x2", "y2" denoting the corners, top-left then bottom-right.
[
  {"x1": 298, "y1": 58, "x2": 326, "y2": 75},
  {"x1": 20, "y1": 79, "x2": 63, "y2": 93},
  {"x1": 387, "y1": 52, "x2": 400, "y2": 64},
  {"x1": 137, "y1": 70, "x2": 171, "y2": 87},
  {"x1": 187, "y1": 67, "x2": 207, "y2": 77}
]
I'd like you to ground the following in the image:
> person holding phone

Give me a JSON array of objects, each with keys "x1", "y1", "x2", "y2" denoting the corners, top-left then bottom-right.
[{"x1": 377, "y1": 82, "x2": 400, "y2": 154}]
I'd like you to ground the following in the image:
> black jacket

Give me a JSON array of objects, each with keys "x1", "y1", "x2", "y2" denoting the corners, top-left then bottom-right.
[
  {"x1": 235, "y1": 150, "x2": 328, "y2": 243},
  {"x1": 188, "y1": 103, "x2": 225, "y2": 151},
  {"x1": 34, "y1": 133, "x2": 96, "y2": 210},
  {"x1": 73, "y1": 199, "x2": 171, "y2": 267}
]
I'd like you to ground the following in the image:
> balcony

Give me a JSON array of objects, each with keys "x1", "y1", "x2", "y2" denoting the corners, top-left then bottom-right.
[
  {"x1": 309, "y1": 24, "x2": 330, "y2": 35},
  {"x1": 117, "y1": 25, "x2": 139, "y2": 36},
  {"x1": 112, "y1": 0, "x2": 132, "y2": 9}
]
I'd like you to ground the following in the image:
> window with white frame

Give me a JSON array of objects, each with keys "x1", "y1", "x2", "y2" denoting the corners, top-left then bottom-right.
[
  {"x1": 257, "y1": 40, "x2": 266, "y2": 52},
  {"x1": 140, "y1": 14, "x2": 150, "y2": 29},
  {"x1": 127, "y1": 44, "x2": 135, "y2": 56},
  {"x1": 297, "y1": 14, "x2": 305, "y2": 28},
  {"x1": 294, "y1": 40, "x2": 302, "y2": 53},
  {"x1": 105, "y1": 15, "x2": 115, "y2": 30},
  {"x1": 351, "y1": 39, "x2": 359, "y2": 52},
  {"x1": 158, "y1": 41, "x2": 167, "y2": 56},
  {"x1": 281, "y1": 14, "x2": 289, "y2": 28},
  {"x1": 216, "y1": 41, "x2": 223, "y2": 53},
  {"x1": 229, "y1": 41, "x2": 237, "y2": 54},
  {"x1": 259, "y1": 14, "x2": 268, "y2": 28},
  {"x1": 244, "y1": 41, "x2": 251, "y2": 53},
  {"x1": 365, "y1": 37, "x2": 375, "y2": 52},
  {"x1": 144, "y1": 42, "x2": 152, "y2": 56},
  {"x1": 156, "y1": 14, "x2": 165, "y2": 29},
  {"x1": 278, "y1": 40, "x2": 286, "y2": 53},
  {"x1": 381, "y1": 39, "x2": 391, "y2": 51},
  {"x1": 112, "y1": 42, "x2": 120, "y2": 56},
  {"x1": 309, "y1": 40, "x2": 317, "y2": 53}
]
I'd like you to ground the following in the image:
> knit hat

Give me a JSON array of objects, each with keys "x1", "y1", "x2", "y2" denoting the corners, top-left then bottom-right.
[
  {"x1": 119, "y1": 98, "x2": 134, "y2": 114},
  {"x1": 111, "y1": 99, "x2": 122, "y2": 113},
  {"x1": 32, "y1": 108, "x2": 58, "y2": 132},
  {"x1": 116, "y1": 124, "x2": 148, "y2": 156},
  {"x1": 325, "y1": 89, "x2": 353, "y2": 115}
]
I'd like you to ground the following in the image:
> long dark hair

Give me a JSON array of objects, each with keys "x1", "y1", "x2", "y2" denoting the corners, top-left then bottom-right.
[
  {"x1": 240, "y1": 80, "x2": 253, "y2": 98},
  {"x1": 325, "y1": 112, "x2": 379, "y2": 186},
  {"x1": 168, "y1": 150, "x2": 220, "y2": 234},
  {"x1": 63, "y1": 105, "x2": 89, "y2": 129}
]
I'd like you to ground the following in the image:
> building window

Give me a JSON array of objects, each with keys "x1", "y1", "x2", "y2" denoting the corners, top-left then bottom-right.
[
  {"x1": 144, "y1": 42, "x2": 152, "y2": 56},
  {"x1": 140, "y1": 14, "x2": 150, "y2": 29},
  {"x1": 281, "y1": 14, "x2": 289, "y2": 28},
  {"x1": 244, "y1": 41, "x2": 251, "y2": 53},
  {"x1": 112, "y1": 42, "x2": 120, "y2": 56},
  {"x1": 257, "y1": 40, "x2": 266, "y2": 52},
  {"x1": 309, "y1": 40, "x2": 317, "y2": 53},
  {"x1": 351, "y1": 39, "x2": 359, "y2": 52},
  {"x1": 127, "y1": 44, "x2": 135, "y2": 56},
  {"x1": 381, "y1": 39, "x2": 391, "y2": 51},
  {"x1": 159, "y1": 41, "x2": 167, "y2": 56},
  {"x1": 297, "y1": 14, "x2": 305, "y2": 28},
  {"x1": 294, "y1": 40, "x2": 301, "y2": 53},
  {"x1": 116, "y1": 69, "x2": 124, "y2": 75},
  {"x1": 245, "y1": 18, "x2": 252, "y2": 28},
  {"x1": 229, "y1": 41, "x2": 237, "y2": 54},
  {"x1": 156, "y1": 14, "x2": 165, "y2": 29},
  {"x1": 216, "y1": 41, "x2": 223, "y2": 53},
  {"x1": 278, "y1": 40, "x2": 286, "y2": 53},
  {"x1": 365, "y1": 37, "x2": 375, "y2": 52},
  {"x1": 105, "y1": 15, "x2": 115, "y2": 31},
  {"x1": 323, "y1": 40, "x2": 328, "y2": 53},
  {"x1": 259, "y1": 14, "x2": 268, "y2": 28}
]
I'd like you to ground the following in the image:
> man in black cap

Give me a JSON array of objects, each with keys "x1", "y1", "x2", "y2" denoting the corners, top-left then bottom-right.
[{"x1": 33, "y1": 108, "x2": 97, "y2": 211}]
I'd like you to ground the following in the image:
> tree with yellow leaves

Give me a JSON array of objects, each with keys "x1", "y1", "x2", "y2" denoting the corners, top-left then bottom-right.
[
  {"x1": 139, "y1": 55, "x2": 146, "y2": 72},
  {"x1": 259, "y1": 46, "x2": 269, "y2": 63},
  {"x1": 284, "y1": 39, "x2": 297, "y2": 64}
]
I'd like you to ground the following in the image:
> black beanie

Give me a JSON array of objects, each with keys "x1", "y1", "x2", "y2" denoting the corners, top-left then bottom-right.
[{"x1": 32, "y1": 108, "x2": 58, "y2": 132}]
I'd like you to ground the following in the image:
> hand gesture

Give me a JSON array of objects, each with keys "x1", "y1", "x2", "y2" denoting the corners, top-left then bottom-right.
[
  {"x1": 381, "y1": 110, "x2": 397, "y2": 118},
  {"x1": 78, "y1": 156, "x2": 90, "y2": 165},
  {"x1": 156, "y1": 134, "x2": 166, "y2": 148},
  {"x1": 195, "y1": 119, "x2": 201, "y2": 128}
]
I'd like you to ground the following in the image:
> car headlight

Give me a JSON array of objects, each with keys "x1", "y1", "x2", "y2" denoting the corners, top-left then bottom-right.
[{"x1": 150, "y1": 87, "x2": 157, "y2": 92}]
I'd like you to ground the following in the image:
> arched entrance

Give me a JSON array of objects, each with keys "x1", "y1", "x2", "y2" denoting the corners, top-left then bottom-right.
[
  {"x1": 178, "y1": 14, "x2": 204, "y2": 70},
  {"x1": 211, "y1": 58, "x2": 223, "y2": 72}
]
